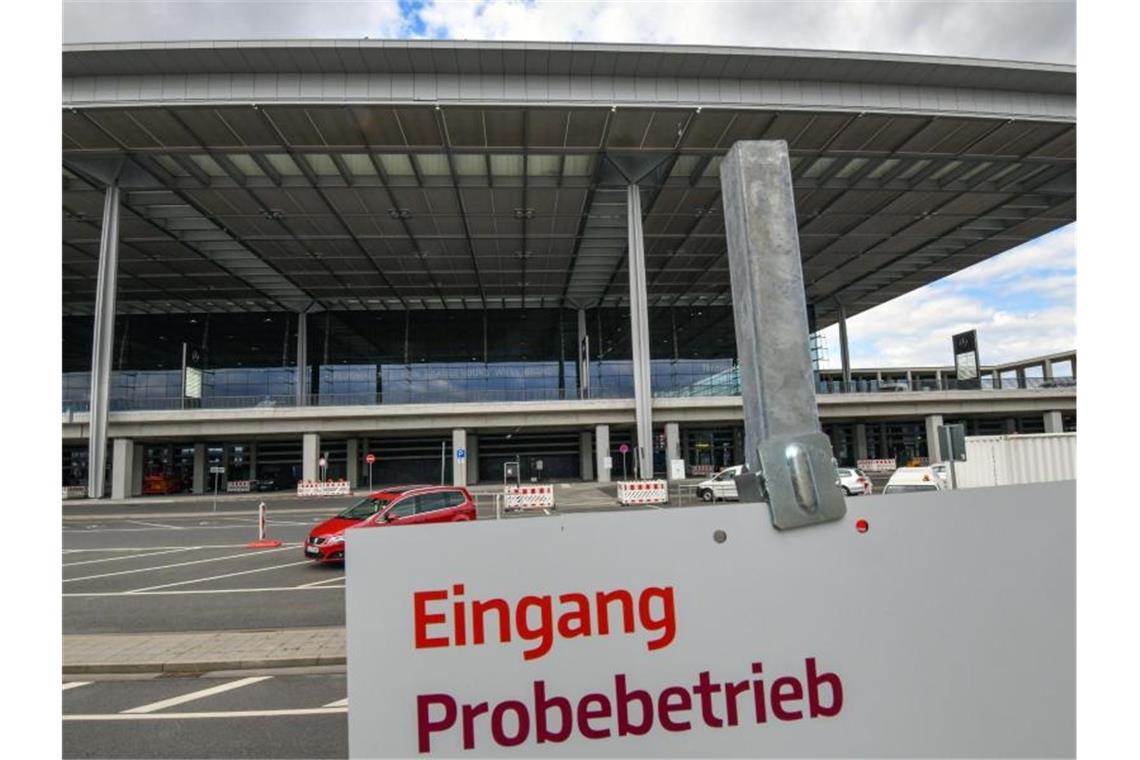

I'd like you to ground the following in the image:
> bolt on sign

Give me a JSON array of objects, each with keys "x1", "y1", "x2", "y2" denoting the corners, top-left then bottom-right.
[{"x1": 346, "y1": 482, "x2": 1074, "y2": 757}]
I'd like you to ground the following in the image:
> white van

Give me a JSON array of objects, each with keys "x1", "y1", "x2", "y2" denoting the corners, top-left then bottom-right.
[
  {"x1": 882, "y1": 466, "x2": 947, "y2": 495},
  {"x1": 696, "y1": 465, "x2": 744, "y2": 502}
]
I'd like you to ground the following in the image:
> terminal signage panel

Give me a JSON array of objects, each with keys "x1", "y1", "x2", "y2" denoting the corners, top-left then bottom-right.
[
  {"x1": 952, "y1": 329, "x2": 981, "y2": 390},
  {"x1": 347, "y1": 482, "x2": 1074, "y2": 757}
]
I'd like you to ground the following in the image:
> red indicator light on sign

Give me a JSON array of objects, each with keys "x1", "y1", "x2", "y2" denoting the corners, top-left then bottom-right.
[{"x1": 855, "y1": 519, "x2": 869, "y2": 534}]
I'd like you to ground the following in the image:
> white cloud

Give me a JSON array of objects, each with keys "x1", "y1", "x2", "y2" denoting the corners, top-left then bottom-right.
[
  {"x1": 947, "y1": 225, "x2": 1076, "y2": 287},
  {"x1": 63, "y1": 0, "x2": 1076, "y2": 64},
  {"x1": 413, "y1": 0, "x2": 1074, "y2": 63}
]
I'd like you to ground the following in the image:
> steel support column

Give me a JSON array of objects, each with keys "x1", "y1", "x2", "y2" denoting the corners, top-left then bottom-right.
[
  {"x1": 626, "y1": 185, "x2": 653, "y2": 480},
  {"x1": 295, "y1": 312, "x2": 308, "y2": 407},
  {"x1": 577, "y1": 308, "x2": 590, "y2": 399},
  {"x1": 86, "y1": 185, "x2": 121, "y2": 499},
  {"x1": 837, "y1": 301, "x2": 852, "y2": 390}
]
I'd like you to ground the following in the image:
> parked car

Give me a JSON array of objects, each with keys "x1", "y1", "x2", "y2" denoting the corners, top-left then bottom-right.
[
  {"x1": 304, "y1": 484, "x2": 476, "y2": 563},
  {"x1": 837, "y1": 467, "x2": 873, "y2": 496},
  {"x1": 696, "y1": 465, "x2": 745, "y2": 502},
  {"x1": 882, "y1": 466, "x2": 947, "y2": 495}
]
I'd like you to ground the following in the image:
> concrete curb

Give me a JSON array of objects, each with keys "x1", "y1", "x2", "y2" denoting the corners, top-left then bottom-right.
[{"x1": 63, "y1": 655, "x2": 347, "y2": 675}]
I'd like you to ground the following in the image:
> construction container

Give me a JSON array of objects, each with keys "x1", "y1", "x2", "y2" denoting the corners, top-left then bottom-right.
[{"x1": 952, "y1": 433, "x2": 1076, "y2": 488}]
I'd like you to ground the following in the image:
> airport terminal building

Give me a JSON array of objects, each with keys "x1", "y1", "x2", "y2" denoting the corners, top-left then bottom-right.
[{"x1": 60, "y1": 40, "x2": 1076, "y2": 497}]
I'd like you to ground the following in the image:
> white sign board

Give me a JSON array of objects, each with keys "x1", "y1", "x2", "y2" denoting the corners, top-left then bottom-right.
[
  {"x1": 347, "y1": 482, "x2": 1074, "y2": 757},
  {"x1": 602, "y1": 456, "x2": 613, "y2": 470},
  {"x1": 209, "y1": 466, "x2": 225, "y2": 475},
  {"x1": 669, "y1": 459, "x2": 686, "y2": 481}
]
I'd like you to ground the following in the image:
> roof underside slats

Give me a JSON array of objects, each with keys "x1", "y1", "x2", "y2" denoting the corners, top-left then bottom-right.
[{"x1": 62, "y1": 66, "x2": 1075, "y2": 330}]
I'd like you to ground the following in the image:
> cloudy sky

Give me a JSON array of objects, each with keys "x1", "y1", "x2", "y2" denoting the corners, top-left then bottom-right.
[{"x1": 63, "y1": 0, "x2": 1077, "y2": 369}]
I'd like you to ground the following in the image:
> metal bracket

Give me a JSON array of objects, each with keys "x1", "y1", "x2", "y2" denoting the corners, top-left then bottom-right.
[{"x1": 735, "y1": 432, "x2": 846, "y2": 530}]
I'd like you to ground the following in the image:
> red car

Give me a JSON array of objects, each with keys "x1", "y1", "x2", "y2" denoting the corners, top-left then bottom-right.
[{"x1": 303, "y1": 484, "x2": 476, "y2": 562}]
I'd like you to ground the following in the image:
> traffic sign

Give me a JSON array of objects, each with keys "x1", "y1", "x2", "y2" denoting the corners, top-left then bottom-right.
[
  {"x1": 346, "y1": 482, "x2": 1075, "y2": 757},
  {"x1": 209, "y1": 466, "x2": 225, "y2": 474},
  {"x1": 618, "y1": 443, "x2": 630, "y2": 454},
  {"x1": 366, "y1": 453, "x2": 376, "y2": 465},
  {"x1": 456, "y1": 448, "x2": 466, "y2": 461},
  {"x1": 319, "y1": 457, "x2": 328, "y2": 468}
]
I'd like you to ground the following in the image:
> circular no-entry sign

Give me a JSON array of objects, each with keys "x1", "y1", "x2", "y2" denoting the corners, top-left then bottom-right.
[
  {"x1": 366, "y1": 453, "x2": 376, "y2": 465},
  {"x1": 319, "y1": 457, "x2": 327, "y2": 468},
  {"x1": 619, "y1": 443, "x2": 630, "y2": 454}
]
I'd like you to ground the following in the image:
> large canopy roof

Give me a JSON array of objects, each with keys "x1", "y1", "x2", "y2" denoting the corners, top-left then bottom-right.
[{"x1": 62, "y1": 40, "x2": 1076, "y2": 328}]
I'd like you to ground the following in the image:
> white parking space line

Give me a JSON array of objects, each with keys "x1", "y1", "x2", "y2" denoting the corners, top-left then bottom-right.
[
  {"x1": 63, "y1": 682, "x2": 93, "y2": 691},
  {"x1": 126, "y1": 520, "x2": 183, "y2": 530},
  {"x1": 64, "y1": 546, "x2": 298, "y2": 584},
  {"x1": 122, "y1": 676, "x2": 272, "y2": 714},
  {"x1": 66, "y1": 706, "x2": 346, "y2": 721},
  {"x1": 64, "y1": 585, "x2": 346, "y2": 598},
  {"x1": 61, "y1": 543, "x2": 278, "y2": 552},
  {"x1": 297, "y1": 575, "x2": 346, "y2": 588},
  {"x1": 323, "y1": 698, "x2": 348, "y2": 708},
  {"x1": 63, "y1": 547, "x2": 200, "y2": 568},
  {"x1": 127, "y1": 560, "x2": 315, "y2": 593}
]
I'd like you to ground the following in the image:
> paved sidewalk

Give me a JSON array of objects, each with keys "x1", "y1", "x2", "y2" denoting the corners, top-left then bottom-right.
[{"x1": 64, "y1": 627, "x2": 346, "y2": 674}]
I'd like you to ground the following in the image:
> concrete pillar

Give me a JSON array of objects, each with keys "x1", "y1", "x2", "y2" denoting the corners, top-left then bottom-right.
[
  {"x1": 192, "y1": 443, "x2": 206, "y2": 494},
  {"x1": 302, "y1": 433, "x2": 319, "y2": 482},
  {"x1": 452, "y1": 429, "x2": 467, "y2": 487},
  {"x1": 109, "y1": 438, "x2": 134, "y2": 500},
  {"x1": 346, "y1": 438, "x2": 359, "y2": 486},
  {"x1": 130, "y1": 443, "x2": 144, "y2": 497},
  {"x1": 468, "y1": 434, "x2": 479, "y2": 485},
  {"x1": 934, "y1": 369, "x2": 943, "y2": 390},
  {"x1": 595, "y1": 424, "x2": 611, "y2": 483},
  {"x1": 295, "y1": 312, "x2": 308, "y2": 407},
  {"x1": 836, "y1": 301, "x2": 851, "y2": 390},
  {"x1": 1016, "y1": 367, "x2": 1027, "y2": 389},
  {"x1": 993, "y1": 370, "x2": 1003, "y2": 389},
  {"x1": 1070, "y1": 356, "x2": 1076, "y2": 378},
  {"x1": 665, "y1": 422, "x2": 681, "y2": 481},
  {"x1": 1006, "y1": 418, "x2": 1019, "y2": 434},
  {"x1": 1043, "y1": 360, "x2": 1054, "y2": 380},
  {"x1": 905, "y1": 370, "x2": 913, "y2": 390},
  {"x1": 87, "y1": 185, "x2": 121, "y2": 499},
  {"x1": 925, "y1": 414, "x2": 944, "y2": 463},
  {"x1": 854, "y1": 423, "x2": 868, "y2": 461},
  {"x1": 1044, "y1": 411, "x2": 1064, "y2": 433},
  {"x1": 577, "y1": 308, "x2": 590, "y2": 399},
  {"x1": 626, "y1": 185, "x2": 654, "y2": 480},
  {"x1": 579, "y1": 430, "x2": 594, "y2": 481}
]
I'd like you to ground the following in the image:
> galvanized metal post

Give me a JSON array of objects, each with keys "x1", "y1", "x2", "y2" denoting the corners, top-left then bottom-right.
[
  {"x1": 626, "y1": 185, "x2": 654, "y2": 480},
  {"x1": 720, "y1": 141, "x2": 845, "y2": 529},
  {"x1": 87, "y1": 185, "x2": 121, "y2": 499}
]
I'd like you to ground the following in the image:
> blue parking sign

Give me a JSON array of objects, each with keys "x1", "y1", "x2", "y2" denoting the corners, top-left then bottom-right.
[{"x1": 456, "y1": 448, "x2": 466, "y2": 461}]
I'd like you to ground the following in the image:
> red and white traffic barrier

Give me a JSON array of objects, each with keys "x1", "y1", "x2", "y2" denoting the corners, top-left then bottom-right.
[
  {"x1": 617, "y1": 480, "x2": 669, "y2": 505},
  {"x1": 61, "y1": 486, "x2": 87, "y2": 500},
  {"x1": 856, "y1": 458, "x2": 897, "y2": 473},
  {"x1": 504, "y1": 485, "x2": 555, "y2": 511},
  {"x1": 247, "y1": 501, "x2": 282, "y2": 549},
  {"x1": 296, "y1": 480, "x2": 352, "y2": 497},
  {"x1": 226, "y1": 480, "x2": 252, "y2": 493}
]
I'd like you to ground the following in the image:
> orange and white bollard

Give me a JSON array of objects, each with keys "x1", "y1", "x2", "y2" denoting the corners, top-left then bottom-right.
[{"x1": 247, "y1": 501, "x2": 282, "y2": 548}]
